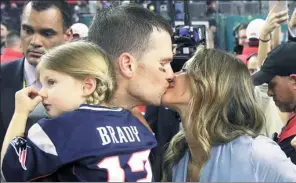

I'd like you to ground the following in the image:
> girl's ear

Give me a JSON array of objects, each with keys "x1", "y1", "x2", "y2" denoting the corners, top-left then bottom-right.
[{"x1": 82, "y1": 77, "x2": 96, "y2": 96}]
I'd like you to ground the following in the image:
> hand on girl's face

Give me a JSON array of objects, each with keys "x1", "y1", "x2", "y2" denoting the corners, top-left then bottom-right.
[{"x1": 14, "y1": 87, "x2": 43, "y2": 115}]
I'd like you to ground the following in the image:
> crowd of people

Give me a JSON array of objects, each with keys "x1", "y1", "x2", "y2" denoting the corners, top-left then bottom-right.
[{"x1": 0, "y1": 0, "x2": 296, "y2": 182}]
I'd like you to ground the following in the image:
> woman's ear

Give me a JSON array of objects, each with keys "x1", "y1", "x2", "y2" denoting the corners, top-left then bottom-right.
[{"x1": 82, "y1": 77, "x2": 96, "y2": 96}]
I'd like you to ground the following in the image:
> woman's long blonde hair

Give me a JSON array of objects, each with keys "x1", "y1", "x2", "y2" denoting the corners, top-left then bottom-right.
[
  {"x1": 37, "y1": 41, "x2": 116, "y2": 105},
  {"x1": 162, "y1": 46, "x2": 265, "y2": 181}
]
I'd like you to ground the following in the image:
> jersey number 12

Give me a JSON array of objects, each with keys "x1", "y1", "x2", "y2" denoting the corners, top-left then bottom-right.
[{"x1": 97, "y1": 150, "x2": 152, "y2": 182}]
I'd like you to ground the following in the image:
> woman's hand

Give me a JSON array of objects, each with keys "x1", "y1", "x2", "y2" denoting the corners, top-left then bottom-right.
[
  {"x1": 14, "y1": 87, "x2": 43, "y2": 115},
  {"x1": 261, "y1": 2, "x2": 289, "y2": 38}
]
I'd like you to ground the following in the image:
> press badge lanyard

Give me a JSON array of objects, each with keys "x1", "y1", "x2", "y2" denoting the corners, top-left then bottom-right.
[{"x1": 23, "y1": 80, "x2": 27, "y2": 88}]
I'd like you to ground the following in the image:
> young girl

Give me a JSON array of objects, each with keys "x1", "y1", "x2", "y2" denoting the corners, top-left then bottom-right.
[{"x1": 1, "y1": 41, "x2": 156, "y2": 182}]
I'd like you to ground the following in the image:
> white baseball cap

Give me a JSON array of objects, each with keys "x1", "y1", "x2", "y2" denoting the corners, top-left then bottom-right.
[
  {"x1": 71, "y1": 23, "x2": 89, "y2": 38},
  {"x1": 246, "y1": 19, "x2": 266, "y2": 40}
]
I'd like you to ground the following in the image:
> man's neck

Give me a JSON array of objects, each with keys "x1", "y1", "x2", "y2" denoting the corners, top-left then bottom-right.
[{"x1": 109, "y1": 88, "x2": 141, "y2": 110}]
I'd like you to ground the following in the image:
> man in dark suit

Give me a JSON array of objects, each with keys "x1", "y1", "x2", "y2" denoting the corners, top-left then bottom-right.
[
  {"x1": 145, "y1": 105, "x2": 181, "y2": 181},
  {"x1": 0, "y1": 0, "x2": 73, "y2": 149}
]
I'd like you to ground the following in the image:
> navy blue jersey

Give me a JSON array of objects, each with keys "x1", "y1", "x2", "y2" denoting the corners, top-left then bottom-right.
[{"x1": 2, "y1": 105, "x2": 157, "y2": 182}]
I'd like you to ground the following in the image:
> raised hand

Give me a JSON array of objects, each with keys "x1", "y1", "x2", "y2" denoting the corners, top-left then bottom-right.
[{"x1": 261, "y1": 2, "x2": 289, "y2": 38}]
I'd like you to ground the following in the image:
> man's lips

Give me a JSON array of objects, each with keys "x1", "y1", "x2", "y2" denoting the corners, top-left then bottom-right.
[
  {"x1": 28, "y1": 50, "x2": 44, "y2": 57},
  {"x1": 168, "y1": 82, "x2": 175, "y2": 88}
]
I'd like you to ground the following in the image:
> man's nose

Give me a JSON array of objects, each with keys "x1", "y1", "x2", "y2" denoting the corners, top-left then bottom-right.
[
  {"x1": 30, "y1": 34, "x2": 43, "y2": 47},
  {"x1": 165, "y1": 64, "x2": 175, "y2": 82},
  {"x1": 267, "y1": 88, "x2": 274, "y2": 97}
]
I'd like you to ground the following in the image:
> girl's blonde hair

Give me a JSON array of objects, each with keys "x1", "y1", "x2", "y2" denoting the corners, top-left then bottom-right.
[
  {"x1": 37, "y1": 41, "x2": 115, "y2": 105},
  {"x1": 162, "y1": 46, "x2": 265, "y2": 181}
]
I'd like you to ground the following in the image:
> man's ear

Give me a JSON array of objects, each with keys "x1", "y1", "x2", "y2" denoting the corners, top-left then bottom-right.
[
  {"x1": 290, "y1": 74, "x2": 296, "y2": 82},
  {"x1": 82, "y1": 77, "x2": 96, "y2": 97},
  {"x1": 290, "y1": 74, "x2": 296, "y2": 89},
  {"x1": 118, "y1": 52, "x2": 136, "y2": 78},
  {"x1": 64, "y1": 28, "x2": 73, "y2": 42}
]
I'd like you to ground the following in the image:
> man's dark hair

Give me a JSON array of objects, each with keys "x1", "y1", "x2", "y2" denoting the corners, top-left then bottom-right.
[
  {"x1": 5, "y1": 31, "x2": 21, "y2": 48},
  {"x1": 1, "y1": 21, "x2": 9, "y2": 30},
  {"x1": 238, "y1": 24, "x2": 248, "y2": 32},
  {"x1": 23, "y1": 0, "x2": 73, "y2": 30},
  {"x1": 88, "y1": 3, "x2": 173, "y2": 60}
]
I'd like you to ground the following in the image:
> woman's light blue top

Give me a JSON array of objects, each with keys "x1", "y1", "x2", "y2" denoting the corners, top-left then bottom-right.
[{"x1": 172, "y1": 135, "x2": 296, "y2": 182}]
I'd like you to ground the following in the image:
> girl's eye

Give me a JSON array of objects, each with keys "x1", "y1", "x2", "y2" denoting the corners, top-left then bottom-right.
[{"x1": 47, "y1": 79, "x2": 56, "y2": 86}]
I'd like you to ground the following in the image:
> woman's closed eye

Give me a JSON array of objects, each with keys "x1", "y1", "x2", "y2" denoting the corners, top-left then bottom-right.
[
  {"x1": 180, "y1": 68, "x2": 187, "y2": 72},
  {"x1": 175, "y1": 68, "x2": 187, "y2": 74}
]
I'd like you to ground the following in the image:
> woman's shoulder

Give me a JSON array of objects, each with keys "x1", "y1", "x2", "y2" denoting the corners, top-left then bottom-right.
[
  {"x1": 207, "y1": 135, "x2": 296, "y2": 181},
  {"x1": 250, "y1": 135, "x2": 286, "y2": 161},
  {"x1": 250, "y1": 135, "x2": 296, "y2": 181}
]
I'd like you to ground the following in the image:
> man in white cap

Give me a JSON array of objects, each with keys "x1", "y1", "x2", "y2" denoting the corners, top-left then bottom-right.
[
  {"x1": 71, "y1": 22, "x2": 89, "y2": 40},
  {"x1": 246, "y1": 18, "x2": 266, "y2": 47}
]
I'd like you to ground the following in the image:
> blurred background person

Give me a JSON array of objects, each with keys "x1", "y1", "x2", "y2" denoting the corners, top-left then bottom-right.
[
  {"x1": 246, "y1": 53, "x2": 258, "y2": 74},
  {"x1": 71, "y1": 22, "x2": 89, "y2": 40},
  {"x1": 205, "y1": 0, "x2": 217, "y2": 18},
  {"x1": 233, "y1": 24, "x2": 248, "y2": 55},
  {"x1": 253, "y1": 42, "x2": 296, "y2": 165},
  {"x1": 1, "y1": 22, "x2": 9, "y2": 54},
  {"x1": 1, "y1": 31, "x2": 23, "y2": 63}
]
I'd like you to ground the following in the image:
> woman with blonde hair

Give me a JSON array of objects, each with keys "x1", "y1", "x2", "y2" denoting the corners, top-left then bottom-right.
[
  {"x1": 1, "y1": 41, "x2": 156, "y2": 181},
  {"x1": 161, "y1": 46, "x2": 296, "y2": 182}
]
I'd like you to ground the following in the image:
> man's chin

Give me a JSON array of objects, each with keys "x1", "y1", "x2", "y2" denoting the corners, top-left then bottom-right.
[
  {"x1": 27, "y1": 57, "x2": 41, "y2": 66},
  {"x1": 278, "y1": 105, "x2": 294, "y2": 113}
]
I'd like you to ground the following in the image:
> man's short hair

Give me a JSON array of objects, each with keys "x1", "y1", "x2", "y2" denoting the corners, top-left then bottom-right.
[
  {"x1": 88, "y1": 3, "x2": 173, "y2": 60},
  {"x1": 23, "y1": 0, "x2": 73, "y2": 30},
  {"x1": 238, "y1": 24, "x2": 248, "y2": 32},
  {"x1": 5, "y1": 31, "x2": 21, "y2": 48},
  {"x1": 1, "y1": 21, "x2": 9, "y2": 30}
]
